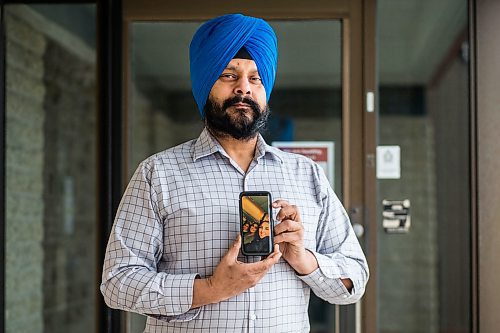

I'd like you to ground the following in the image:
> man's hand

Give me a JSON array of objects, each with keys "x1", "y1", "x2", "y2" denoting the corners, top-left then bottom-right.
[
  {"x1": 273, "y1": 200, "x2": 318, "y2": 275},
  {"x1": 273, "y1": 200, "x2": 354, "y2": 292},
  {"x1": 192, "y1": 235, "x2": 281, "y2": 308}
]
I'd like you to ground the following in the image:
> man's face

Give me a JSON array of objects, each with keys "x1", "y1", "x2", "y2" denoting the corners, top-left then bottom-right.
[{"x1": 204, "y1": 58, "x2": 269, "y2": 140}]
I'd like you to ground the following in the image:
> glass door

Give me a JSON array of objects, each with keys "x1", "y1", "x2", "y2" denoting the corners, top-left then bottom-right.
[
  {"x1": 3, "y1": 4, "x2": 98, "y2": 333},
  {"x1": 376, "y1": 0, "x2": 472, "y2": 332},
  {"x1": 121, "y1": 1, "x2": 369, "y2": 332}
]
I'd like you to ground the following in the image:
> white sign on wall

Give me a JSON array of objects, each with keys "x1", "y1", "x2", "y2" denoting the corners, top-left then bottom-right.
[{"x1": 376, "y1": 145, "x2": 401, "y2": 179}]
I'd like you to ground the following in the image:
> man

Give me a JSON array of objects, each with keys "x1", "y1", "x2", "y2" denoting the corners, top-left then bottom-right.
[{"x1": 101, "y1": 13, "x2": 369, "y2": 332}]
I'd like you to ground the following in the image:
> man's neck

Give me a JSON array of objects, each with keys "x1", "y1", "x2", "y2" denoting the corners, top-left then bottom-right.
[{"x1": 212, "y1": 132, "x2": 258, "y2": 173}]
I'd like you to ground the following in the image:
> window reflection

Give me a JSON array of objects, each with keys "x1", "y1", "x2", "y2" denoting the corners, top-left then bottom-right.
[
  {"x1": 377, "y1": 0, "x2": 470, "y2": 331},
  {"x1": 5, "y1": 5, "x2": 97, "y2": 332}
]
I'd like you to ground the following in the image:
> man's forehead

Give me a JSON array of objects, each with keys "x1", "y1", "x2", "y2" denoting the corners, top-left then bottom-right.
[{"x1": 225, "y1": 58, "x2": 259, "y2": 72}]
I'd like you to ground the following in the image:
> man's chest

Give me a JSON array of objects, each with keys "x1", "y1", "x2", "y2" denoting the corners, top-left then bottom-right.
[{"x1": 153, "y1": 161, "x2": 323, "y2": 273}]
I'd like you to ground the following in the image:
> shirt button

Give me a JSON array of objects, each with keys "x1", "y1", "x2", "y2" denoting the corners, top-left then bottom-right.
[
  {"x1": 342, "y1": 294, "x2": 348, "y2": 298},
  {"x1": 250, "y1": 313, "x2": 257, "y2": 321},
  {"x1": 318, "y1": 276, "x2": 325, "y2": 282}
]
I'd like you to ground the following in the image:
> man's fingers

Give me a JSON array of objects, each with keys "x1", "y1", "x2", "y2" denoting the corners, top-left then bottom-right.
[
  {"x1": 272, "y1": 199, "x2": 290, "y2": 208},
  {"x1": 275, "y1": 205, "x2": 301, "y2": 222},
  {"x1": 274, "y1": 219, "x2": 303, "y2": 235},
  {"x1": 262, "y1": 248, "x2": 282, "y2": 267},
  {"x1": 224, "y1": 235, "x2": 241, "y2": 262},
  {"x1": 246, "y1": 246, "x2": 282, "y2": 274},
  {"x1": 274, "y1": 231, "x2": 302, "y2": 244},
  {"x1": 267, "y1": 244, "x2": 282, "y2": 262}
]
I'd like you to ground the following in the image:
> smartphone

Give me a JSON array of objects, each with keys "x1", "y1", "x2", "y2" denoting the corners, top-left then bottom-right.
[{"x1": 239, "y1": 191, "x2": 273, "y2": 256}]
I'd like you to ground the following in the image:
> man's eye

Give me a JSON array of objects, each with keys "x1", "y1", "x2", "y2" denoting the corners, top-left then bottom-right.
[
  {"x1": 250, "y1": 77, "x2": 262, "y2": 83},
  {"x1": 220, "y1": 73, "x2": 237, "y2": 80}
]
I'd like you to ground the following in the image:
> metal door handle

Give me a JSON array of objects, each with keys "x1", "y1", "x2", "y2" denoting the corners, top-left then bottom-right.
[{"x1": 352, "y1": 223, "x2": 364, "y2": 238}]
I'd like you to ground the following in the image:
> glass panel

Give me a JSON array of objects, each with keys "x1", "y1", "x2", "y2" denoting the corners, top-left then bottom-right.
[
  {"x1": 376, "y1": 0, "x2": 470, "y2": 332},
  {"x1": 128, "y1": 19, "x2": 342, "y2": 332},
  {"x1": 5, "y1": 5, "x2": 97, "y2": 333}
]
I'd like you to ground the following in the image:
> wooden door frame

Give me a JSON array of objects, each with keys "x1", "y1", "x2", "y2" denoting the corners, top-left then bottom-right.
[{"x1": 121, "y1": 1, "x2": 377, "y2": 332}]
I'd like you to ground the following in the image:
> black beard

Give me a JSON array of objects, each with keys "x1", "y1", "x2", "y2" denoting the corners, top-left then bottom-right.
[{"x1": 203, "y1": 96, "x2": 270, "y2": 141}]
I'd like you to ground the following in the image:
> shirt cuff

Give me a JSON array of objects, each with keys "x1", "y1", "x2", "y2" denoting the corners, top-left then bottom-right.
[
  {"x1": 297, "y1": 251, "x2": 353, "y2": 299},
  {"x1": 148, "y1": 307, "x2": 202, "y2": 323},
  {"x1": 147, "y1": 273, "x2": 202, "y2": 322}
]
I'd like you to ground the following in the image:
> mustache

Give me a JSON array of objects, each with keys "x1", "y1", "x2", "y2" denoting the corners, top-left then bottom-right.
[
  {"x1": 222, "y1": 96, "x2": 260, "y2": 111},
  {"x1": 203, "y1": 94, "x2": 270, "y2": 141}
]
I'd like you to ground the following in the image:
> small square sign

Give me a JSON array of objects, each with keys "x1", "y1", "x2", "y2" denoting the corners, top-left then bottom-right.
[{"x1": 376, "y1": 146, "x2": 401, "y2": 179}]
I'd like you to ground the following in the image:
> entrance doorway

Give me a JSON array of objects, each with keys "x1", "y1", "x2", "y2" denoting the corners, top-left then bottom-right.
[{"x1": 121, "y1": 0, "x2": 373, "y2": 332}]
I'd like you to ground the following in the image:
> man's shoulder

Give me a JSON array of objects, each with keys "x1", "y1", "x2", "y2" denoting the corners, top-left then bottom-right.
[
  {"x1": 268, "y1": 145, "x2": 316, "y2": 165},
  {"x1": 267, "y1": 145, "x2": 325, "y2": 182},
  {"x1": 143, "y1": 138, "x2": 197, "y2": 167}
]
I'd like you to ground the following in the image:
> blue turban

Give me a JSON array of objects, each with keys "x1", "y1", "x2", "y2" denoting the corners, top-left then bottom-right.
[{"x1": 190, "y1": 14, "x2": 278, "y2": 116}]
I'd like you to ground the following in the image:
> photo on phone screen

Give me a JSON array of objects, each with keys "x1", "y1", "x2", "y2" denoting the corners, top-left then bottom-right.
[{"x1": 239, "y1": 191, "x2": 273, "y2": 256}]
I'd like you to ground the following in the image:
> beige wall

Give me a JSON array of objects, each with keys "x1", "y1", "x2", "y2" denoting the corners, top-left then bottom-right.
[{"x1": 477, "y1": 0, "x2": 500, "y2": 332}]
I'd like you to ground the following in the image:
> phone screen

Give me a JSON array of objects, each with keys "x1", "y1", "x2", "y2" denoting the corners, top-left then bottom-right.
[{"x1": 239, "y1": 191, "x2": 273, "y2": 256}]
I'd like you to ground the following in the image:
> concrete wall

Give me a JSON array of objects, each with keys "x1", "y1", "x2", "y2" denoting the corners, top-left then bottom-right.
[
  {"x1": 476, "y1": 0, "x2": 500, "y2": 331},
  {"x1": 5, "y1": 9, "x2": 46, "y2": 333}
]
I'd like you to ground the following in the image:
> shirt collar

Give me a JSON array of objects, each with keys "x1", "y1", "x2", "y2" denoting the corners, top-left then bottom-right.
[
  {"x1": 192, "y1": 127, "x2": 285, "y2": 164},
  {"x1": 255, "y1": 132, "x2": 284, "y2": 163},
  {"x1": 192, "y1": 127, "x2": 222, "y2": 161}
]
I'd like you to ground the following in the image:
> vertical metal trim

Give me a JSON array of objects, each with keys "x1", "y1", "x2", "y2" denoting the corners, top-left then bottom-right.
[
  {"x1": 468, "y1": 0, "x2": 479, "y2": 332},
  {"x1": 339, "y1": 17, "x2": 352, "y2": 333},
  {"x1": 361, "y1": 0, "x2": 378, "y2": 331},
  {"x1": 0, "y1": 4, "x2": 6, "y2": 333},
  {"x1": 97, "y1": 0, "x2": 123, "y2": 332},
  {"x1": 340, "y1": 1, "x2": 365, "y2": 331},
  {"x1": 341, "y1": 17, "x2": 351, "y2": 208}
]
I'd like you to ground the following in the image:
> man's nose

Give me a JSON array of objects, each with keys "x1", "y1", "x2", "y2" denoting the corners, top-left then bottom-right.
[{"x1": 233, "y1": 77, "x2": 252, "y2": 96}]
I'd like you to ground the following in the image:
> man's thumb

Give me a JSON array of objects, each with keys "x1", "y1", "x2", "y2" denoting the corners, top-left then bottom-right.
[{"x1": 226, "y1": 235, "x2": 241, "y2": 261}]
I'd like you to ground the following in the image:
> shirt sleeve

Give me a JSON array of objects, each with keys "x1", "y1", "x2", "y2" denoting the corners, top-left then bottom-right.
[
  {"x1": 297, "y1": 164, "x2": 369, "y2": 305},
  {"x1": 100, "y1": 160, "x2": 201, "y2": 322}
]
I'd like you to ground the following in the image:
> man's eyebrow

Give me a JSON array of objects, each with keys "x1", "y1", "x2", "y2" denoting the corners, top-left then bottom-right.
[{"x1": 223, "y1": 65, "x2": 259, "y2": 73}]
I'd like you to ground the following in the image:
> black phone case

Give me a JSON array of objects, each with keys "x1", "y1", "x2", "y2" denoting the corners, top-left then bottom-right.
[{"x1": 239, "y1": 191, "x2": 274, "y2": 256}]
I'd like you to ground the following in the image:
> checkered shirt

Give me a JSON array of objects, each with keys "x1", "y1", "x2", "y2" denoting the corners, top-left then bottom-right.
[{"x1": 101, "y1": 128, "x2": 369, "y2": 333}]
